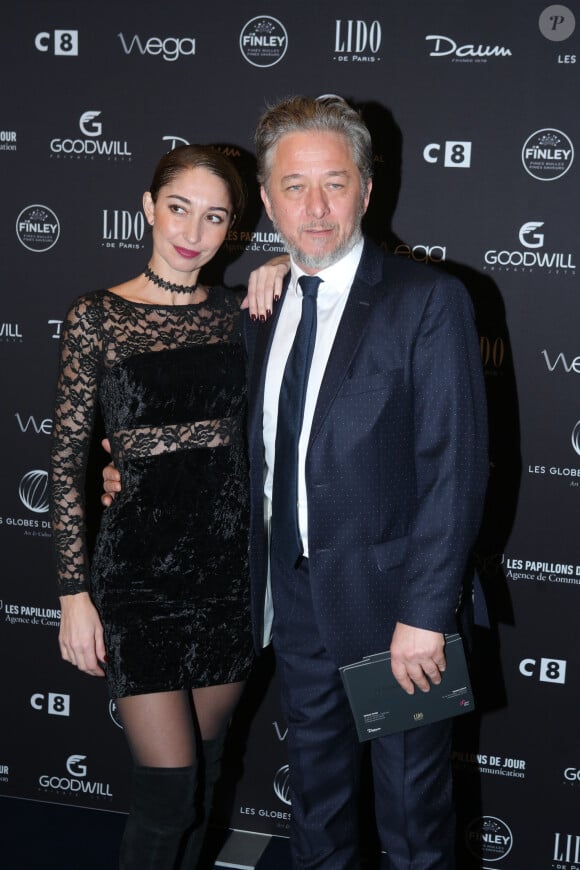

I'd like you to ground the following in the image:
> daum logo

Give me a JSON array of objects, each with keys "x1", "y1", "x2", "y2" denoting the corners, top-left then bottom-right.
[
  {"x1": 19, "y1": 470, "x2": 49, "y2": 514},
  {"x1": 16, "y1": 205, "x2": 60, "y2": 253},
  {"x1": 425, "y1": 34, "x2": 512, "y2": 60},
  {"x1": 239, "y1": 16, "x2": 288, "y2": 67}
]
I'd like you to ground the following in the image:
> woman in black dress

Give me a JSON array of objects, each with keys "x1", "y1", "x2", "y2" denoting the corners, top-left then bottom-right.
[{"x1": 50, "y1": 145, "x2": 285, "y2": 869}]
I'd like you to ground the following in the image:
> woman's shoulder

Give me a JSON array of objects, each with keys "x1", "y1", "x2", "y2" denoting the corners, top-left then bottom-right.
[{"x1": 62, "y1": 290, "x2": 108, "y2": 333}]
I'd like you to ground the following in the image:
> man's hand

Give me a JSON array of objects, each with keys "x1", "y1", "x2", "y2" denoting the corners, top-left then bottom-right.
[
  {"x1": 390, "y1": 623, "x2": 447, "y2": 695},
  {"x1": 59, "y1": 592, "x2": 106, "y2": 677},
  {"x1": 101, "y1": 438, "x2": 121, "y2": 507},
  {"x1": 241, "y1": 255, "x2": 290, "y2": 320}
]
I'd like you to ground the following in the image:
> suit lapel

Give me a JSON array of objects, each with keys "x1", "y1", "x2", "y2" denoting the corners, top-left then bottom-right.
[{"x1": 309, "y1": 240, "x2": 386, "y2": 446}]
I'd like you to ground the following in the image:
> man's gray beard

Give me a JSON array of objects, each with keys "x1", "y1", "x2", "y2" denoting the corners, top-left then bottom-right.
[{"x1": 271, "y1": 214, "x2": 364, "y2": 272}]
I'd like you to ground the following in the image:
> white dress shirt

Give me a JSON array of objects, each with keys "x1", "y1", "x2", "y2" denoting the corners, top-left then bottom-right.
[{"x1": 262, "y1": 239, "x2": 364, "y2": 640}]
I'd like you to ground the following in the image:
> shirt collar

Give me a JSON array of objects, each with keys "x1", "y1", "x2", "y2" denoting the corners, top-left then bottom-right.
[{"x1": 289, "y1": 238, "x2": 364, "y2": 296}]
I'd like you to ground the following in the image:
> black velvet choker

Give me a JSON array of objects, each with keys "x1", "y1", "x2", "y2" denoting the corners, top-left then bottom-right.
[{"x1": 144, "y1": 264, "x2": 199, "y2": 295}]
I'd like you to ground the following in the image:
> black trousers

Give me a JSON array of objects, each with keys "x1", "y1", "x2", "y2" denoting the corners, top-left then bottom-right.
[{"x1": 270, "y1": 555, "x2": 455, "y2": 870}]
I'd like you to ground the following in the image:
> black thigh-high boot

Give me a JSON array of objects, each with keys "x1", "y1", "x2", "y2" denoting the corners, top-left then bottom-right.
[
  {"x1": 178, "y1": 734, "x2": 227, "y2": 868},
  {"x1": 119, "y1": 764, "x2": 197, "y2": 870}
]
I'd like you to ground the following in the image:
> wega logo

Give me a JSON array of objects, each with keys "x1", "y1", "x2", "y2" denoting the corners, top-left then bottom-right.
[
  {"x1": 16, "y1": 413, "x2": 53, "y2": 436},
  {"x1": 118, "y1": 32, "x2": 196, "y2": 61},
  {"x1": 542, "y1": 349, "x2": 580, "y2": 374},
  {"x1": 394, "y1": 243, "x2": 446, "y2": 264},
  {"x1": 425, "y1": 34, "x2": 512, "y2": 61}
]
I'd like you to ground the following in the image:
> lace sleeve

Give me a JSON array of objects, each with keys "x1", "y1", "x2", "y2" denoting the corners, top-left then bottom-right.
[{"x1": 50, "y1": 293, "x2": 102, "y2": 595}]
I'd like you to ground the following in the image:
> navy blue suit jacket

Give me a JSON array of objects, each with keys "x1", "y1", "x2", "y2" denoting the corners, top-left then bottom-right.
[{"x1": 245, "y1": 238, "x2": 488, "y2": 667}]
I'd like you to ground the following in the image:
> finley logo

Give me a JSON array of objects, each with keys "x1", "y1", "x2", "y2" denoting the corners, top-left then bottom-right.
[{"x1": 240, "y1": 16, "x2": 288, "y2": 67}]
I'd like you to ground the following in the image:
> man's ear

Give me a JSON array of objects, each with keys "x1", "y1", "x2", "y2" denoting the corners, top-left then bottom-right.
[
  {"x1": 260, "y1": 185, "x2": 273, "y2": 221},
  {"x1": 361, "y1": 178, "x2": 373, "y2": 217}
]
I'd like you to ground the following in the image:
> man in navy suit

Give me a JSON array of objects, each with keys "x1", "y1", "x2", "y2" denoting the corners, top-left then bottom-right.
[{"x1": 245, "y1": 96, "x2": 488, "y2": 869}]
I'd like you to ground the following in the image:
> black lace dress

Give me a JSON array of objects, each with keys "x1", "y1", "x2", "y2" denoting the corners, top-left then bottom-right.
[{"x1": 50, "y1": 288, "x2": 253, "y2": 699}]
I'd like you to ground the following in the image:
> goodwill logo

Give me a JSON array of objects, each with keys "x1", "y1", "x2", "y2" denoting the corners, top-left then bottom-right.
[
  {"x1": 240, "y1": 16, "x2": 288, "y2": 67},
  {"x1": 38, "y1": 755, "x2": 113, "y2": 801},
  {"x1": 0, "y1": 321, "x2": 23, "y2": 343},
  {"x1": 50, "y1": 111, "x2": 132, "y2": 160},
  {"x1": 522, "y1": 128, "x2": 574, "y2": 180},
  {"x1": 563, "y1": 766, "x2": 580, "y2": 788},
  {"x1": 16, "y1": 205, "x2": 60, "y2": 253},
  {"x1": 483, "y1": 222, "x2": 575, "y2": 275}
]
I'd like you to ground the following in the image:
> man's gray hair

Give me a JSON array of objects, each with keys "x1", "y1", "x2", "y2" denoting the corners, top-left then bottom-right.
[{"x1": 255, "y1": 95, "x2": 373, "y2": 190}]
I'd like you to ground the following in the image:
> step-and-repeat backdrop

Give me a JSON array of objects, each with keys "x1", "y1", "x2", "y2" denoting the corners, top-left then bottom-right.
[{"x1": 1, "y1": 3, "x2": 579, "y2": 867}]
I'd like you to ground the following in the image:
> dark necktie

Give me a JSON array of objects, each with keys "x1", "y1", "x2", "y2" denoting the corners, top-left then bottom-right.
[{"x1": 271, "y1": 275, "x2": 322, "y2": 567}]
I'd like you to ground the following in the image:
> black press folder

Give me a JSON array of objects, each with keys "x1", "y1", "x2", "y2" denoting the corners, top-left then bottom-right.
[{"x1": 339, "y1": 633, "x2": 474, "y2": 741}]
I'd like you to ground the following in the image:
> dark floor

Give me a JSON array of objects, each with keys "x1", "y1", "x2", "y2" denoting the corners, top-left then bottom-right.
[{"x1": 0, "y1": 796, "x2": 291, "y2": 870}]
